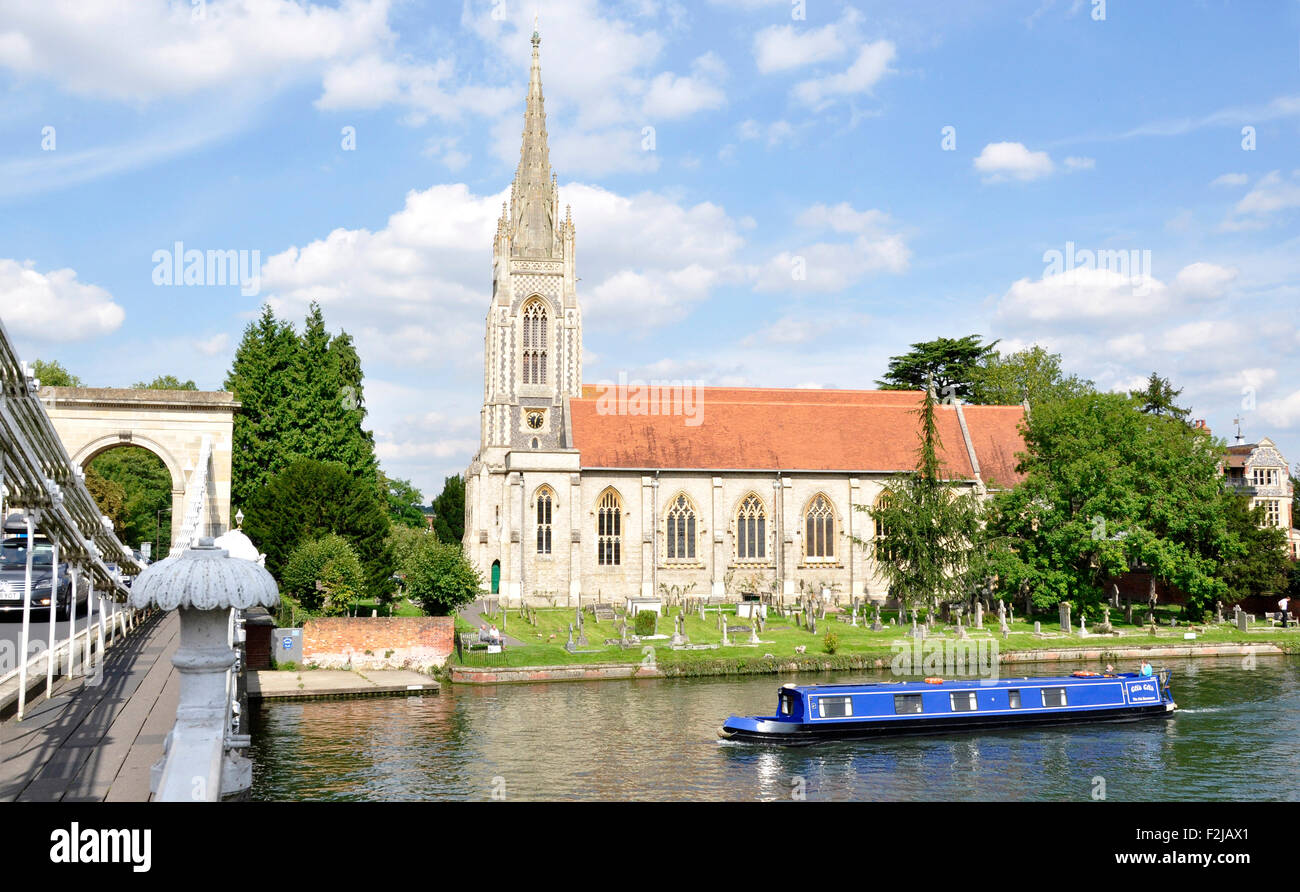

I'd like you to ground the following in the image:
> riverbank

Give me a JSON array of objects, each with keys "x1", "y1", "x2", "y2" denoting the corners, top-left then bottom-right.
[
  {"x1": 248, "y1": 668, "x2": 439, "y2": 701},
  {"x1": 449, "y1": 640, "x2": 1290, "y2": 684}
]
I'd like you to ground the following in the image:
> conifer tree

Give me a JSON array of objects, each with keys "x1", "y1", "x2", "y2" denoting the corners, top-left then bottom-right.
[{"x1": 225, "y1": 305, "x2": 300, "y2": 509}]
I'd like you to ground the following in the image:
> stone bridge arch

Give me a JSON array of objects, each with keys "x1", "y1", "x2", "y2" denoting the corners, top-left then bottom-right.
[{"x1": 38, "y1": 388, "x2": 239, "y2": 551}]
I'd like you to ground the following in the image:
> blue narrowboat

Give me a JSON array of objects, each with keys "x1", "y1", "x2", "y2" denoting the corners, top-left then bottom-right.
[{"x1": 719, "y1": 670, "x2": 1176, "y2": 744}]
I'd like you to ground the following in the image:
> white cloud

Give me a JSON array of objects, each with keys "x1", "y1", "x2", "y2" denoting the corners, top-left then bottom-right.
[
  {"x1": 0, "y1": 259, "x2": 125, "y2": 341},
  {"x1": 796, "y1": 202, "x2": 893, "y2": 234},
  {"x1": 1210, "y1": 172, "x2": 1249, "y2": 187},
  {"x1": 792, "y1": 40, "x2": 896, "y2": 108},
  {"x1": 753, "y1": 11, "x2": 857, "y2": 74},
  {"x1": 194, "y1": 333, "x2": 230, "y2": 356},
  {"x1": 1159, "y1": 320, "x2": 1243, "y2": 352},
  {"x1": 997, "y1": 266, "x2": 1169, "y2": 324},
  {"x1": 1221, "y1": 170, "x2": 1300, "y2": 230},
  {"x1": 1063, "y1": 156, "x2": 1095, "y2": 171},
  {"x1": 973, "y1": 142, "x2": 1055, "y2": 182},
  {"x1": 1260, "y1": 389, "x2": 1300, "y2": 428},
  {"x1": 0, "y1": 0, "x2": 394, "y2": 101},
  {"x1": 642, "y1": 54, "x2": 727, "y2": 119},
  {"x1": 1171, "y1": 262, "x2": 1237, "y2": 300}
]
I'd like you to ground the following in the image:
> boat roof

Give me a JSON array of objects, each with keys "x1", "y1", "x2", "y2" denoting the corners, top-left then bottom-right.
[{"x1": 782, "y1": 673, "x2": 1152, "y2": 695}]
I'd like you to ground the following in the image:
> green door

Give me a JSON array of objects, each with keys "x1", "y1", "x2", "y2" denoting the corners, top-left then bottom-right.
[{"x1": 491, "y1": 560, "x2": 501, "y2": 595}]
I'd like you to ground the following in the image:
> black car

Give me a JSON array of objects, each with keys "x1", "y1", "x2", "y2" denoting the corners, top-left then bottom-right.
[{"x1": 0, "y1": 515, "x2": 83, "y2": 620}]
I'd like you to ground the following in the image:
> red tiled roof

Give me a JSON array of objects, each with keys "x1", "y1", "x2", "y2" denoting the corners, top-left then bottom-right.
[{"x1": 569, "y1": 386, "x2": 1027, "y2": 485}]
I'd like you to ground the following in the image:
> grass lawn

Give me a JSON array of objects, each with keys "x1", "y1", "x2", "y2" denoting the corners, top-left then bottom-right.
[
  {"x1": 351, "y1": 598, "x2": 424, "y2": 618},
  {"x1": 449, "y1": 602, "x2": 1300, "y2": 671}
]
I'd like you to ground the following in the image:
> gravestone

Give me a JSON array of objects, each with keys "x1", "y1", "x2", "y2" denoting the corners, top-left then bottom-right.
[
  {"x1": 1079, "y1": 615, "x2": 1088, "y2": 637},
  {"x1": 1215, "y1": 600, "x2": 1225, "y2": 624},
  {"x1": 1059, "y1": 602, "x2": 1072, "y2": 634},
  {"x1": 1098, "y1": 606, "x2": 1113, "y2": 635},
  {"x1": 871, "y1": 604, "x2": 883, "y2": 632},
  {"x1": 1236, "y1": 609, "x2": 1248, "y2": 633},
  {"x1": 565, "y1": 624, "x2": 576, "y2": 653},
  {"x1": 1125, "y1": 598, "x2": 1133, "y2": 625},
  {"x1": 908, "y1": 618, "x2": 918, "y2": 638},
  {"x1": 721, "y1": 621, "x2": 730, "y2": 647},
  {"x1": 749, "y1": 622, "x2": 760, "y2": 645},
  {"x1": 1034, "y1": 621, "x2": 1042, "y2": 636},
  {"x1": 974, "y1": 601, "x2": 984, "y2": 630}
]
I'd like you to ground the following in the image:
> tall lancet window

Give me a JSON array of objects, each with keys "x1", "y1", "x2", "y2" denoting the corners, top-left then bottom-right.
[
  {"x1": 666, "y1": 494, "x2": 697, "y2": 561},
  {"x1": 736, "y1": 494, "x2": 767, "y2": 561},
  {"x1": 805, "y1": 494, "x2": 834, "y2": 560},
  {"x1": 597, "y1": 489, "x2": 622, "y2": 566},
  {"x1": 522, "y1": 299, "x2": 548, "y2": 385},
  {"x1": 535, "y1": 487, "x2": 553, "y2": 555}
]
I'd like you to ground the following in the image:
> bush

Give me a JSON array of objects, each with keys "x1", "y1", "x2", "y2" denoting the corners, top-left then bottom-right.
[
  {"x1": 405, "y1": 537, "x2": 482, "y2": 616},
  {"x1": 823, "y1": 631, "x2": 840, "y2": 654},
  {"x1": 282, "y1": 534, "x2": 366, "y2": 616},
  {"x1": 634, "y1": 610, "x2": 657, "y2": 636}
]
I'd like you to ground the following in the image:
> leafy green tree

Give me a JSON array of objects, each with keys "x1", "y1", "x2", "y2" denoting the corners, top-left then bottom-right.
[
  {"x1": 969, "y1": 346, "x2": 1095, "y2": 408},
  {"x1": 876, "y1": 335, "x2": 998, "y2": 401},
  {"x1": 32, "y1": 359, "x2": 82, "y2": 387},
  {"x1": 429, "y1": 474, "x2": 466, "y2": 543},
  {"x1": 243, "y1": 457, "x2": 394, "y2": 600},
  {"x1": 387, "y1": 524, "x2": 431, "y2": 579},
  {"x1": 225, "y1": 305, "x2": 301, "y2": 508},
  {"x1": 84, "y1": 466, "x2": 125, "y2": 529},
  {"x1": 1130, "y1": 372, "x2": 1190, "y2": 420},
  {"x1": 381, "y1": 472, "x2": 426, "y2": 529},
  {"x1": 133, "y1": 374, "x2": 198, "y2": 390},
  {"x1": 1217, "y1": 495, "x2": 1289, "y2": 600},
  {"x1": 854, "y1": 383, "x2": 985, "y2": 614},
  {"x1": 282, "y1": 534, "x2": 366, "y2": 616},
  {"x1": 85, "y1": 446, "x2": 172, "y2": 552},
  {"x1": 985, "y1": 392, "x2": 1229, "y2": 618},
  {"x1": 405, "y1": 537, "x2": 482, "y2": 616}
]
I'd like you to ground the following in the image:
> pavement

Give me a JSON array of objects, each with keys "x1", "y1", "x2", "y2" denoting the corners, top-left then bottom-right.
[
  {"x1": 459, "y1": 598, "x2": 526, "y2": 646},
  {"x1": 247, "y1": 668, "x2": 439, "y2": 701}
]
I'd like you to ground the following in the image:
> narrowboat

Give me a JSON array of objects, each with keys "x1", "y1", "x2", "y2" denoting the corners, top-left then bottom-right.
[{"x1": 719, "y1": 670, "x2": 1176, "y2": 744}]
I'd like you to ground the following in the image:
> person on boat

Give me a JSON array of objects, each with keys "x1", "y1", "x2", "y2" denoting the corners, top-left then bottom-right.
[
  {"x1": 1105, "y1": 663, "x2": 1115, "y2": 675},
  {"x1": 1140, "y1": 661, "x2": 1153, "y2": 677}
]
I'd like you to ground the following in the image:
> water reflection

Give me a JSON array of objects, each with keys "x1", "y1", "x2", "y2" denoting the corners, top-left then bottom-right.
[{"x1": 249, "y1": 656, "x2": 1300, "y2": 802}]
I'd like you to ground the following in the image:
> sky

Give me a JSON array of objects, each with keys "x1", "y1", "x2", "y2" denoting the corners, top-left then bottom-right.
[{"x1": 3, "y1": 0, "x2": 1300, "y2": 502}]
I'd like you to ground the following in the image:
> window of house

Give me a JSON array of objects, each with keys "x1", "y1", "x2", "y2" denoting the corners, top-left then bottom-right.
[
  {"x1": 805, "y1": 494, "x2": 834, "y2": 560},
  {"x1": 736, "y1": 494, "x2": 766, "y2": 561},
  {"x1": 1260, "y1": 499, "x2": 1281, "y2": 527},
  {"x1": 666, "y1": 494, "x2": 696, "y2": 561},
  {"x1": 536, "y1": 488, "x2": 553, "y2": 554},
  {"x1": 597, "y1": 490, "x2": 622, "y2": 566}
]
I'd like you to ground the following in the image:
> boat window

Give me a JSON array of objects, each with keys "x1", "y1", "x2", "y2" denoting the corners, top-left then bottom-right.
[
  {"x1": 1042, "y1": 687, "x2": 1068, "y2": 708},
  {"x1": 779, "y1": 693, "x2": 794, "y2": 716},
  {"x1": 894, "y1": 694, "x2": 923, "y2": 715},
  {"x1": 816, "y1": 696, "x2": 852, "y2": 718},
  {"x1": 949, "y1": 691, "x2": 978, "y2": 712},
  {"x1": 1008, "y1": 689, "x2": 1022, "y2": 709}
]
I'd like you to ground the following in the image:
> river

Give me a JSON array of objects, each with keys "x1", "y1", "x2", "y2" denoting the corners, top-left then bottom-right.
[{"x1": 248, "y1": 655, "x2": 1299, "y2": 801}]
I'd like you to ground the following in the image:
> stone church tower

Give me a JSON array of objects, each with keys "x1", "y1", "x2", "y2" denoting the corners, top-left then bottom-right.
[{"x1": 480, "y1": 27, "x2": 582, "y2": 459}]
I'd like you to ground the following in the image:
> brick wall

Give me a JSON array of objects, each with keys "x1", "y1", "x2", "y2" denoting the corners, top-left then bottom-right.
[{"x1": 302, "y1": 616, "x2": 454, "y2": 673}]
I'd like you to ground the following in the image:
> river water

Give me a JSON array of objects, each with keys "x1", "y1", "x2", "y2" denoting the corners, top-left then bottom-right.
[{"x1": 248, "y1": 656, "x2": 1299, "y2": 801}]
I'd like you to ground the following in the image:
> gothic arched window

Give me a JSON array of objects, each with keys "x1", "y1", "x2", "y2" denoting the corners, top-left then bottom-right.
[
  {"x1": 522, "y1": 299, "x2": 548, "y2": 385},
  {"x1": 535, "y1": 487, "x2": 553, "y2": 555},
  {"x1": 666, "y1": 494, "x2": 696, "y2": 561},
  {"x1": 805, "y1": 494, "x2": 835, "y2": 560},
  {"x1": 736, "y1": 493, "x2": 767, "y2": 561},
  {"x1": 597, "y1": 489, "x2": 622, "y2": 566}
]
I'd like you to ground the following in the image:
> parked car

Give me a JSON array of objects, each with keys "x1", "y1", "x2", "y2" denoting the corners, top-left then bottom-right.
[{"x1": 0, "y1": 513, "x2": 82, "y2": 620}]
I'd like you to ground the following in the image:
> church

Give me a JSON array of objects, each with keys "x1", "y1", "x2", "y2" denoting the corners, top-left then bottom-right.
[{"x1": 462, "y1": 31, "x2": 1029, "y2": 607}]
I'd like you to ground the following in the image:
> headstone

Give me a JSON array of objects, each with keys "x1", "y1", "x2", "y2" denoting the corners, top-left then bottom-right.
[
  {"x1": 1098, "y1": 606, "x2": 1113, "y2": 634},
  {"x1": 809, "y1": 613, "x2": 817, "y2": 635},
  {"x1": 974, "y1": 601, "x2": 984, "y2": 630},
  {"x1": 850, "y1": 604, "x2": 859, "y2": 627},
  {"x1": 1236, "y1": 610, "x2": 1248, "y2": 633},
  {"x1": 1215, "y1": 600, "x2": 1225, "y2": 624},
  {"x1": 565, "y1": 624, "x2": 576, "y2": 653},
  {"x1": 908, "y1": 618, "x2": 918, "y2": 638},
  {"x1": 1034, "y1": 621, "x2": 1042, "y2": 635},
  {"x1": 1079, "y1": 615, "x2": 1088, "y2": 637},
  {"x1": 721, "y1": 621, "x2": 730, "y2": 647},
  {"x1": 871, "y1": 604, "x2": 883, "y2": 632},
  {"x1": 1124, "y1": 598, "x2": 1133, "y2": 625},
  {"x1": 1059, "y1": 602, "x2": 1071, "y2": 634},
  {"x1": 670, "y1": 615, "x2": 684, "y2": 647},
  {"x1": 749, "y1": 623, "x2": 760, "y2": 645}
]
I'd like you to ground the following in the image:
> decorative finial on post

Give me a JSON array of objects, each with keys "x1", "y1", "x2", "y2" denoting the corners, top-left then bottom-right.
[{"x1": 131, "y1": 537, "x2": 279, "y2": 800}]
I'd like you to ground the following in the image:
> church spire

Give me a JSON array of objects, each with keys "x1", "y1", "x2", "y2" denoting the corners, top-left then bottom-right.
[{"x1": 511, "y1": 23, "x2": 556, "y2": 258}]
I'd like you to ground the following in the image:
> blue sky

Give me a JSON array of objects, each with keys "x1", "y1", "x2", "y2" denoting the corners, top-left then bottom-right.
[{"x1": 3, "y1": 0, "x2": 1300, "y2": 501}]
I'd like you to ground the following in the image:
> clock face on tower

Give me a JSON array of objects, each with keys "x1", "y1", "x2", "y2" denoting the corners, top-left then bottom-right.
[{"x1": 527, "y1": 411, "x2": 545, "y2": 430}]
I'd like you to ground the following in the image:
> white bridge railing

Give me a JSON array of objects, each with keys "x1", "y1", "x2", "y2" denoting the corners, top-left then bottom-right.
[
  {"x1": 170, "y1": 434, "x2": 212, "y2": 555},
  {"x1": 0, "y1": 314, "x2": 148, "y2": 720}
]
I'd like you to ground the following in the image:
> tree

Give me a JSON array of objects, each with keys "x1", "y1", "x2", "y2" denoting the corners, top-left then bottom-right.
[
  {"x1": 1130, "y1": 372, "x2": 1190, "y2": 420},
  {"x1": 84, "y1": 466, "x2": 125, "y2": 530},
  {"x1": 405, "y1": 537, "x2": 482, "y2": 616},
  {"x1": 225, "y1": 305, "x2": 301, "y2": 509},
  {"x1": 876, "y1": 335, "x2": 998, "y2": 401},
  {"x1": 381, "y1": 472, "x2": 426, "y2": 529},
  {"x1": 984, "y1": 392, "x2": 1229, "y2": 617},
  {"x1": 85, "y1": 446, "x2": 172, "y2": 552},
  {"x1": 133, "y1": 374, "x2": 197, "y2": 390},
  {"x1": 282, "y1": 534, "x2": 366, "y2": 616},
  {"x1": 854, "y1": 382, "x2": 986, "y2": 614},
  {"x1": 969, "y1": 346, "x2": 1095, "y2": 408},
  {"x1": 1217, "y1": 495, "x2": 1289, "y2": 601},
  {"x1": 429, "y1": 474, "x2": 466, "y2": 544},
  {"x1": 31, "y1": 359, "x2": 82, "y2": 387},
  {"x1": 243, "y1": 458, "x2": 394, "y2": 600}
]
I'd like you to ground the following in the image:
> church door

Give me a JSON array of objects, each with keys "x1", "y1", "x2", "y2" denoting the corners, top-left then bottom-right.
[{"x1": 491, "y1": 560, "x2": 501, "y2": 595}]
